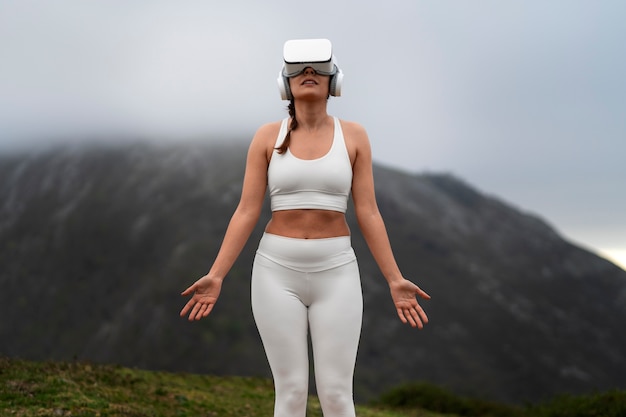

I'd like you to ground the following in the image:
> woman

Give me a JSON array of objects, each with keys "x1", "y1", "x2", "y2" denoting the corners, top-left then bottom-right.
[{"x1": 180, "y1": 39, "x2": 430, "y2": 417}]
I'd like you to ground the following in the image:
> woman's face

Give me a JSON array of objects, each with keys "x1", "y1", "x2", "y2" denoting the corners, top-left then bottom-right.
[{"x1": 288, "y1": 67, "x2": 331, "y2": 100}]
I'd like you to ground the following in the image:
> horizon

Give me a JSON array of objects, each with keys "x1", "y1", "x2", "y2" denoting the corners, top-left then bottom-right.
[{"x1": 1, "y1": 0, "x2": 624, "y2": 270}]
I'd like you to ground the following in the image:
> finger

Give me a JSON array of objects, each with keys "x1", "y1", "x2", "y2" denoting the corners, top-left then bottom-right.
[
  {"x1": 189, "y1": 302, "x2": 203, "y2": 321},
  {"x1": 404, "y1": 308, "x2": 418, "y2": 328},
  {"x1": 181, "y1": 284, "x2": 196, "y2": 296},
  {"x1": 202, "y1": 303, "x2": 214, "y2": 318},
  {"x1": 396, "y1": 308, "x2": 408, "y2": 324},
  {"x1": 411, "y1": 301, "x2": 428, "y2": 327},
  {"x1": 409, "y1": 308, "x2": 423, "y2": 329},
  {"x1": 179, "y1": 299, "x2": 195, "y2": 317},
  {"x1": 195, "y1": 303, "x2": 214, "y2": 320},
  {"x1": 399, "y1": 307, "x2": 417, "y2": 328},
  {"x1": 418, "y1": 307, "x2": 429, "y2": 325},
  {"x1": 416, "y1": 287, "x2": 431, "y2": 300}
]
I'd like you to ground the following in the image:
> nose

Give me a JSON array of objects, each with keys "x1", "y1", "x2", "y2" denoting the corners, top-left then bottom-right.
[{"x1": 303, "y1": 67, "x2": 317, "y2": 75}]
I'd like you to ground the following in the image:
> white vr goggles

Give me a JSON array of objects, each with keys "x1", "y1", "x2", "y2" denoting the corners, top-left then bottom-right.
[{"x1": 277, "y1": 38, "x2": 344, "y2": 100}]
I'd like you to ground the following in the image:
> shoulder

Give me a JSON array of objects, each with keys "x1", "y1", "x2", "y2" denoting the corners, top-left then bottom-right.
[
  {"x1": 252, "y1": 120, "x2": 284, "y2": 148},
  {"x1": 249, "y1": 120, "x2": 284, "y2": 162},
  {"x1": 338, "y1": 118, "x2": 371, "y2": 161},
  {"x1": 253, "y1": 120, "x2": 284, "y2": 141},
  {"x1": 338, "y1": 118, "x2": 368, "y2": 139}
]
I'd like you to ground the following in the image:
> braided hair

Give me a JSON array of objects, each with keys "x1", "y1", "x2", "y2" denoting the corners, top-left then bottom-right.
[{"x1": 275, "y1": 100, "x2": 297, "y2": 154}]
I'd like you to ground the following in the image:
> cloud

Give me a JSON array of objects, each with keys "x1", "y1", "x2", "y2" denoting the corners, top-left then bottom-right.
[
  {"x1": 0, "y1": 0, "x2": 624, "y2": 256},
  {"x1": 0, "y1": 1, "x2": 285, "y2": 143}
]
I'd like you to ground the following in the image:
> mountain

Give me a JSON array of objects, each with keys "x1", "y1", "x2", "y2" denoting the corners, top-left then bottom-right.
[{"x1": 1, "y1": 142, "x2": 625, "y2": 404}]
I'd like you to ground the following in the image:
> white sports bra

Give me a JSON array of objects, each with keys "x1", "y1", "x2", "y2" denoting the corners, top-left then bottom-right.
[{"x1": 268, "y1": 117, "x2": 352, "y2": 213}]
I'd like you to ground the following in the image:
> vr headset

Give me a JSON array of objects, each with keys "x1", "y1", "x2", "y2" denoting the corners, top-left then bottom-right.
[{"x1": 277, "y1": 38, "x2": 344, "y2": 100}]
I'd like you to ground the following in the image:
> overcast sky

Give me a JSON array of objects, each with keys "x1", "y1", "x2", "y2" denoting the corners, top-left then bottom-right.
[{"x1": 1, "y1": 0, "x2": 625, "y2": 268}]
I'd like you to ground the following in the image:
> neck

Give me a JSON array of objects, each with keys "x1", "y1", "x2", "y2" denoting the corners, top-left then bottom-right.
[{"x1": 293, "y1": 100, "x2": 330, "y2": 131}]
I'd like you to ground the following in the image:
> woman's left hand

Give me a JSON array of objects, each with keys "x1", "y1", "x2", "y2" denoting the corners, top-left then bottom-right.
[{"x1": 389, "y1": 279, "x2": 430, "y2": 328}]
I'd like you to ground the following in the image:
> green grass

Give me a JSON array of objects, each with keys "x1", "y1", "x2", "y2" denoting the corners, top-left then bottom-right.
[
  {"x1": 371, "y1": 382, "x2": 524, "y2": 417},
  {"x1": 2, "y1": 356, "x2": 625, "y2": 417},
  {"x1": 1, "y1": 356, "x2": 275, "y2": 416},
  {"x1": 370, "y1": 382, "x2": 626, "y2": 417},
  {"x1": 0, "y1": 357, "x2": 441, "y2": 417}
]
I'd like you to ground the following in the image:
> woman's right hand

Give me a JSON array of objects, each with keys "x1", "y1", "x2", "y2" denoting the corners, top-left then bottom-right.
[{"x1": 179, "y1": 274, "x2": 223, "y2": 321}]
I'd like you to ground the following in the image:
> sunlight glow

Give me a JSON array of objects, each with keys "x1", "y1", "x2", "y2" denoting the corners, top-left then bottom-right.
[{"x1": 599, "y1": 249, "x2": 626, "y2": 271}]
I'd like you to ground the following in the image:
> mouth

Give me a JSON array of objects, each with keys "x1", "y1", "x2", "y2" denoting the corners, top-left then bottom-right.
[{"x1": 301, "y1": 79, "x2": 317, "y2": 85}]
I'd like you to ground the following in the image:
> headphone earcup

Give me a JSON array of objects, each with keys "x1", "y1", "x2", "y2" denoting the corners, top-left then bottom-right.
[
  {"x1": 277, "y1": 71, "x2": 292, "y2": 100},
  {"x1": 329, "y1": 69, "x2": 343, "y2": 97}
]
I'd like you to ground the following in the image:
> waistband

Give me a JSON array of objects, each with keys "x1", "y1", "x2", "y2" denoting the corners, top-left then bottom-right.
[{"x1": 255, "y1": 233, "x2": 356, "y2": 273}]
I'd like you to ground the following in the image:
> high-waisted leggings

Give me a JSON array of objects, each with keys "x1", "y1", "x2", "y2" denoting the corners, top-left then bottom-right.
[{"x1": 251, "y1": 233, "x2": 363, "y2": 417}]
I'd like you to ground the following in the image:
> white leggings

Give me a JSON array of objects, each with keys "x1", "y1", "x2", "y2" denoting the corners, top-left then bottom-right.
[{"x1": 251, "y1": 233, "x2": 363, "y2": 417}]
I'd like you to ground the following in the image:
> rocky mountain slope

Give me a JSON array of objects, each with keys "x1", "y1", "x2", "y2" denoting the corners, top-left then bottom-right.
[{"x1": 1, "y1": 142, "x2": 625, "y2": 404}]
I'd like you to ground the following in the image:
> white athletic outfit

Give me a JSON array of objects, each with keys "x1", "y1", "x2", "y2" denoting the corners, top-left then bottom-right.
[{"x1": 251, "y1": 117, "x2": 362, "y2": 417}]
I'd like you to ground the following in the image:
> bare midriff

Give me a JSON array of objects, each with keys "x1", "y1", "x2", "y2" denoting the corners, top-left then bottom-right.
[{"x1": 265, "y1": 209, "x2": 350, "y2": 239}]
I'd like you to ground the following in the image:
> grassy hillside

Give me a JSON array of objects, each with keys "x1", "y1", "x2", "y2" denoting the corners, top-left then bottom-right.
[
  {"x1": 2, "y1": 357, "x2": 625, "y2": 417},
  {"x1": 2, "y1": 145, "x2": 626, "y2": 404},
  {"x1": 0, "y1": 357, "x2": 441, "y2": 417}
]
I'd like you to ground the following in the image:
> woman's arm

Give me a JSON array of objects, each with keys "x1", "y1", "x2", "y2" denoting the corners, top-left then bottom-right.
[
  {"x1": 347, "y1": 122, "x2": 431, "y2": 328},
  {"x1": 180, "y1": 123, "x2": 277, "y2": 321}
]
